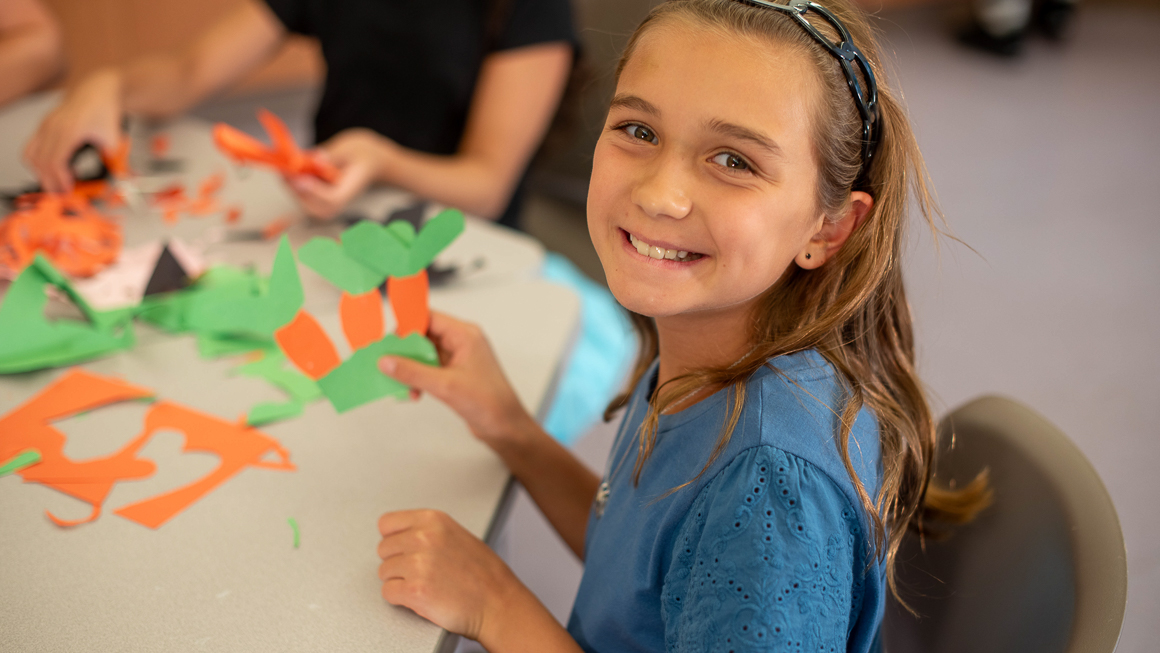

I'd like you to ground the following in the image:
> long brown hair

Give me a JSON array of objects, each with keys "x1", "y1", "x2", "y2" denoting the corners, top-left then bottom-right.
[{"x1": 602, "y1": 0, "x2": 990, "y2": 606}]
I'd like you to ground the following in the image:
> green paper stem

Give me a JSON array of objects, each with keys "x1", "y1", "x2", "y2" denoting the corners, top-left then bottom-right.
[
  {"x1": 0, "y1": 449, "x2": 42, "y2": 477},
  {"x1": 288, "y1": 517, "x2": 300, "y2": 549}
]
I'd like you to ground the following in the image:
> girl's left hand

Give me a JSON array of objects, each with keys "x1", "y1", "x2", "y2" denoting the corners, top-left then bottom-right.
[
  {"x1": 377, "y1": 509, "x2": 527, "y2": 643},
  {"x1": 286, "y1": 127, "x2": 393, "y2": 220}
]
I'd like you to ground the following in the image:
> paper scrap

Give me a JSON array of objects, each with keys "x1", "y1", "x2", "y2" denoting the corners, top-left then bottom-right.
[
  {"x1": 0, "y1": 193, "x2": 122, "y2": 278},
  {"x1": 213, "y1": 109, "x2": 338, "y2": 182},
  {"x1": 316, "y1": 333, "x2": 437, "y2": 413},
  {"x1": 289, "y1": 517, "x2": 300, "y2": 548},
  {"x1": 186, "y1": 236, "x2": 303, "y2": 339},
  {"x1": 234, "y1": 352, "x2": 321, "y2": 426},
  {"x1": 0, "y1": 449, "x2": 42, "y2": 477},
  {"x1": 339, "y1": 291, "x2": 384, "y2": 350}
]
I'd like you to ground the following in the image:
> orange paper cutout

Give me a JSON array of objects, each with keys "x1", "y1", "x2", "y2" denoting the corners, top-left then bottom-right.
[
  {"x1": 225, "y1": 206, "x2": 242, "y2": 224},
  {"x1": 274, "y1": 309, "x2": 341, "y2": 380},
  {"x1": 150, "y1": 134, "x2": 170, "y2": 158},
  {"x1": 339, "y1": 290, "x2": 384, "y2": 350},
  {"x1": 149, "y1": 173, "x2": 225, "y2": 224},
  {"x1": 261, "y1": 216, "x2": 294, "y2": 240},
  {"x1": 0, "y1": 193, "x2": 122, "y2": 277},
  {"x1": 0, "y1": 369, "x2": 156, "y2": 526},
  {"x1": 388, "y1": 269, "x2": 429, "y2": 337},
  {"x1": 213, "y1": 109, "x2": 338, "y2": 182},
  {"x1": 113, "y1": 401, "x2": 295, "y2": 529}
]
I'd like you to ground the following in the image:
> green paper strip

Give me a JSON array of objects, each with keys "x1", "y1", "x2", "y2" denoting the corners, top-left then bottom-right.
[
  {"x1": 288, "y1": 517, "x2": 300, "y2": 549},
  {"x1": 197, "y1": 333, "x2": 277, "y2": 359},
  {"x1": 298, "y1": 237, "x2": 383, "y2": 295},
  {"x1": 0, "y1": 449, "x2": 42, "y2": 477},
  {"x1": 316, "y1": 333, "x2": 437, "y2": 414},
  {"x1": 247, "y1": 400, "x2": 304, "y2": 426}
]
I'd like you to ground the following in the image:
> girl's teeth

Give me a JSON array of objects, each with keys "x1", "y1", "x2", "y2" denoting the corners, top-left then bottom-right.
[{"x1": 628, "y1": 232, "x2": 695, "y2": 261}]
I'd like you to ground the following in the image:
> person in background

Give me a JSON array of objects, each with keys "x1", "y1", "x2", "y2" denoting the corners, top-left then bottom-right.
[
  {"x1": 24, "y1": 0, "x2": 575, "y2": 226},
  {"x1": 0, "y1": 0, "x2": 65, "y2": 108}
]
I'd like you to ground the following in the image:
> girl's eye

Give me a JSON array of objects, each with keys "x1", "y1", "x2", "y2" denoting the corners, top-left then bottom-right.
[
  {"x1": 623, "y1": 124, "x2": 658, "y2": 144},
  {"x1": 712, "y1": 152, "x2": 751, "y2": 171}
]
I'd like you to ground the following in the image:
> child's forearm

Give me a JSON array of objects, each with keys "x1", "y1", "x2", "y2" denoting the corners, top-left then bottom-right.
[
  {"x1": 479, "y1": 577, "x2": 585, "y2": 653},
  {"x1": 493, "y1": 412, "x2": 600, "y2": 560}
]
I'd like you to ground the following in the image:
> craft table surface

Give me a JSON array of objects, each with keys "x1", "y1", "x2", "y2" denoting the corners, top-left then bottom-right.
[{"x1": 0, "y1": 93, "x2": 580, "y2": 652}]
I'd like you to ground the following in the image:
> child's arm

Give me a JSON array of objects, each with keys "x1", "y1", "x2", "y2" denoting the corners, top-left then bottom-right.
[
  {"x1": 0, "y1": 0, "x2": 64, "y2": 109},
  {"x1": 379, "y1": 311, "x2": 599, "y2": 559},
  {"x1": 377, "y1": 509, "x2": 583, "y2": 653}
]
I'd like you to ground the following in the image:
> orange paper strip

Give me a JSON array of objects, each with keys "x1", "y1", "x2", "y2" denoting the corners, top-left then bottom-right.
[
  {"x1": 113, "y1": 401, "x2": 295, "y2": 529},
  {"x1": 388, "y1": 269, "x2": 429, "y2": 337},
  {"x1": 274, "y1": 309, "x2": 341, "y2": 380},
  {"x1": 339, "y1": 290, "x2": 384, "y2": 351}
]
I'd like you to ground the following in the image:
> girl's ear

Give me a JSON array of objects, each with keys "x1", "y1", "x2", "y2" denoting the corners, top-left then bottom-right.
[{"x1": 795, "y1": 191, "x2": 874, "y2": 269}]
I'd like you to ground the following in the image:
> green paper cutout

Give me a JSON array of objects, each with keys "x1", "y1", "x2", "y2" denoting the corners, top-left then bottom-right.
[
  {"x1": 197, "y1": 333, "x2": 277, "y2": 359},
  {"x1": 0, "y1": 449, "x2": 42, "y2": 476},
  {"x1": 288, "y1": 517, "x2": 300, "y2": 548},
  {"x1": 342, "y1": 221, "x2": 410, "y2": 279},
  {"x1": 234, "y1": 352, "x2": 321, "y2": 426},
  {"x1": 386, "y1": 220, "x2": 416, "y2": 245},
  {"x1": 186, "y1": 236, "x2": 304, "y2": 339},
  {"x1": 0, "y1": 256, "x2": 136, "y2": 374},
  {"x1": 247, "y1": 400, "x2": 303, "y2": 426},
  {"x1": 409, "y1": 209, "x2": 465, "y2": 273},
  {"x1": 316, "y1": 333, "x2": 437, "y2": 413},
  {"x1": 298, "y1": 237, "x2": 382, "y2": 295},
  {"x1": 139, "y1": 265, "x2": 263, "y2": 334}
]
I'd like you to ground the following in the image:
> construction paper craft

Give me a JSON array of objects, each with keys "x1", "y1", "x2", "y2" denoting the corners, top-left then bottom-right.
[
  {"x1": 388, "y1": 270, "x2": 429, "y2": 337},
  {"x1": 298, "y1": 237, "x2": 381, "y2": 295},
  {"x1": 0, "y1": 449, "x2": 42, "y2": 477},
  {"x1": 0, "y1": 256, "x2": 135, "y2": 374},
  {"x1": 136, "y1": 264, "x2": 261, "y2": 334},
  {"x1": 112, "y1": 400, "x2": 295, "y2": 528},
  {"x1": 186, "y1": 236, "x2": 304, "y2": 340},
  {"x1": 197, "y1": 332, "x2": 277, "y2": 359},
  {"x1": 72, "y1": 238, "x2": 204, "y2": 312},
  {"x1": 234, "y1": 352, "x2": 321, "y2": 426},
  {"x1": 274, "y1": 310, "x2": 341, "y2": 381},
  {"x1": 0, "y1": 193, "x2": 122, "y2": 278},
  {"x1": 142, "y1": 244, "x2": 190, "y2": 296},
  {"x1": 315, "y1": 333, "x2": 437, "y2": 413},
  {"x1": 0, "y1": 369, "x2": 157, "y2": 526},
  {"x1": 289, "y1": 517, "x2": 300, "y2": 548},
  {"x1": 339, "y1": 291, "x2": 384, "y2": 350},
  {"x1": 213, "y1": 109, "x2": 338, "y2": 182}
]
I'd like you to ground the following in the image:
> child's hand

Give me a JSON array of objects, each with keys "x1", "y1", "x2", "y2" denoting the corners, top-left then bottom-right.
[
  {"x1": 377, "y1": 509, "x2": 527, "y2": 643},
  {"x1": 379, "y1": 311, "x2": 535, "y2": 449}
]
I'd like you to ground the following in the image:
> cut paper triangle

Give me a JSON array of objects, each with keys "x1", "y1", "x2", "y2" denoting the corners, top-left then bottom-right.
[{"x1": 143, "y1": 243, "x2": 190, "y2": 297}]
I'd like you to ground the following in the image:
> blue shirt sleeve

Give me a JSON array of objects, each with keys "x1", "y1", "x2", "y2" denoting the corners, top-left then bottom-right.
[{"x1": 661, "y1": 445, "x2": 868, "y2": 652}]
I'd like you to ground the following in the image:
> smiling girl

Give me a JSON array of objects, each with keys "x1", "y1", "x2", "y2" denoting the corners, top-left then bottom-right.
[{"x1": 374, "y1": 1, "x2": 988, "y2": 651}]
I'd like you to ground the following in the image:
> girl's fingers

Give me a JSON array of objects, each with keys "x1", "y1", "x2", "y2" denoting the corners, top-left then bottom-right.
[{"x1": 379, "y1": 355, "x2": 451, "y2": 400}]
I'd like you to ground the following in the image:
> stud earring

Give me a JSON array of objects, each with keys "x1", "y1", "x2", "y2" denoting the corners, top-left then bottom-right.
[{"x1": 805, "y1": 253, "x2": 812, "y2": 260}]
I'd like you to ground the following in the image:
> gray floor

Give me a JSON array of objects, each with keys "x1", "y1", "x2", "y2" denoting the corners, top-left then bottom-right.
[{"x1": 190, "y1": 4, "x2": 1159, "y2": 650}]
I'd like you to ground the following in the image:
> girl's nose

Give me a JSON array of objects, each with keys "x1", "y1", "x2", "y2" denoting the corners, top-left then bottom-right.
[{"x1": 631, "y1": 159, "x2": 692, "y2": 220}]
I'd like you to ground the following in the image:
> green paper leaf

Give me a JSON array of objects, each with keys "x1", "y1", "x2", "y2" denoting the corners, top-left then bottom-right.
[
  {"x1": 409, "y1": 209, "x2": 465, "y2": 272},
  {"x1": 0, "y1": 449, "x2": 41, "y2": 476},
  {"x1": 386, "y1": 220, "x2": 416, "y2": 245},
  {"x1": 0, "y1": 256, "x2": 135, "y2": 373},
  {"x1": 316, "y1": 333, "x2": 437, "y2": 413},
  {"x1": 246, "y1": 400, "x2": 304, "y2": 426},
  {"x1": 341, "y1": 221, "x2": 410, "y2": 279},
  {"x1": 186, "y1": 236, "x2": 304, "y2": 339},
  {"x1": 298, "y1": 237, "x2": 384, "y2": 295}
]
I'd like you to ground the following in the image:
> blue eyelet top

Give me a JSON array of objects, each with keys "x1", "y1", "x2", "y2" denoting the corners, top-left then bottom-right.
[{"x1": 566, "y1": 351, "x2": 885, "y2": 653}]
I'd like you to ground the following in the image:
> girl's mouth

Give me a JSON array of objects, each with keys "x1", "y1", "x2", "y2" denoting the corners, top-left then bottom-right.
[{"x1": 624, "y1": 230, "x2": 705, "y2": 262}]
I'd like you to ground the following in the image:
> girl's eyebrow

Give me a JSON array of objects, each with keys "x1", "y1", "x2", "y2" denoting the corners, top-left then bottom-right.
[
  {"x1": 610, "y1": 94, "x2": 661, "y2": 116},
  {"x1": 705, "y1": 119, "x2": 784, "y2": 158}
]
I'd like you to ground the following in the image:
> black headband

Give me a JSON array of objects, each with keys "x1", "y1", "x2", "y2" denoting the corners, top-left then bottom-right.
[{"x1": 735, "y1": 0, "x2": 881, "y2": 188}]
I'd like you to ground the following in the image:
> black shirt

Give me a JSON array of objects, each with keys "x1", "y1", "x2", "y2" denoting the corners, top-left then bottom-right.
[{"x1": 264, "y1": 0, "x2": 575, "y2": 156}]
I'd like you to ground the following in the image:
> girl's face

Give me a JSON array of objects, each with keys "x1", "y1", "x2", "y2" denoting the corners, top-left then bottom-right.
[{"x1": 588, "y1": 21, "x2": 828, "y2": 322}]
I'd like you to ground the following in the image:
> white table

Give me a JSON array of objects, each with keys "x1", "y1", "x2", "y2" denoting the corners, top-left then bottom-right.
[{"x1": 0, "y1": 93, "x2": 580, "y2": 652}]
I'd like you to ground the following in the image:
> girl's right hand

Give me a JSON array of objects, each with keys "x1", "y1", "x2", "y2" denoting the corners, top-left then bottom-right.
[
  {"x1": 378, "y1": 311, "x2": 536, "y2": 450},
  {"x1": 24, "y1": 69, "x2": 124, "y2": 193}
]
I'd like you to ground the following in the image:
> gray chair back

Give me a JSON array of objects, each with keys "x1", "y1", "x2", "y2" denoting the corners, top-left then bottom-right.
[{"x1": 883, "y1": 396, "x2": 1127, "y2": 653}]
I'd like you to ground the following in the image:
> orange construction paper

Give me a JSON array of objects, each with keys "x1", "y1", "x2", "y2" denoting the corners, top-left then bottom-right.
[
  {"x1": 213, "y1": 109, "x2": 338, "y2": 182},
  {"x1": 387, "y1": 269, "x2": 429, "y2": 337},
  {"x1": 113, "y1": 401, "x2": 295, "y2": 529},
  {"x1": 274, "y1": 309, "x2": 341, "y2": 380},
  {"x1": 225, "y1": 206, "x2": 242, "y2": 224},
  {"x1": 150, "y1": 134, "x2": 170, "y2": 158},
  {"x1": 0, "y1": 369, "x2": 156, "y2": 526},
  {"x1": 261, "y1": 216, "x2": 293, "y2": 240},
  {"x1": 0, "y1": 193, "x2": 122, "y2": 277},
  {"x1": 339, "y1": 290, "x2": 384, "y2": 351},
  {"x1": 149, "y1": 173, "x2": 224, "y2": 224}
]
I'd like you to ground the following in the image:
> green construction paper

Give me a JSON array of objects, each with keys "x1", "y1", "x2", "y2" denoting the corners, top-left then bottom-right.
[
  {"x1": 186, "y1": 236, "x2": 304, "y2": 339},
  {"x1": 341, "y1": 221, "x2": 410, "y2": 279},
  {"x1": 0, "y1": 449, "x2": 42, "y2": 476},
  {"x1": 409, "y1": 209, "x2": 465, "y2": 273},
  {"x1": 288, "y1": 517, "x2": 300, "y2": 548},
  {"x1": 385, "y1": 220, "x2": 416, "y2": 245},
  {"x1": 0, "y1": 256, "x2": 135, "y2": 374},
  {"x1": 139, "y1": 265, "x2": 263, "y2": 334},
  {"x1": 298, "y1": 237, "x2": 383, "y2": 295},
  {"x1": 247, "y1": 400, "x2": 304, "y2": 426},
  {"x1": 235, "y1": 352, "x2": 321, "y2": 403},
  {"x1": 316, "y1": 333, "x2": 437, "y2": 413},
  {"x1": 197, "y1": 333, "x2": 276, "y2": 359}
]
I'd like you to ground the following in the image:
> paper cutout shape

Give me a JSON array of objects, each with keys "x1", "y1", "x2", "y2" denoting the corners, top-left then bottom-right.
[
  {"x1": 298, "y1": 237, "x2": 382, "y2": 295},
  {"x1": 274, "y1": 310, "x2": 341, "y2": 381},
  {"x1": 186, "y1": 235, "x2": 304, "y2": 340},
  {"x1": 316, "y1": 333, "x2": 438, "y2": 413},
  {"x1": 213, "y1": 109, "x2": 338, "y2": 182},
  {"x1": 0, "y1": 256, "x2": 135, "y2": 373},
  {"x1": 387, "y1": 270, "x2": 429, "y2": 337},
  {"x1": 339, "y1": 290, "x2": 384, "y2": 350},
  {"x1": 0, "y1": 193, "x2": 122, "y2": 278},
  {"x1": 288, "y1": 517, "x2": 300, "y2": 548},
  {"x1": 0, "y1": 449, "x2": 42, "y2": 477},
  {"x1": 150, "y1": 173, "x2": 226, "y2": 224},
  {"x1": 0, "y1": 369, "x2": 157, "y2": 526},
  {"x1": 113, "y1": 401, "x2": 295, "y2": 528},
  {"x1": 0, "y1": 368, "x2": 296, "y2": 529},
  {"x1": 233, "y1": 352, "x2": 321, "y2": 426},
  {"x1": 142, "y1": 244, "x2": 190, "y2": 297}
]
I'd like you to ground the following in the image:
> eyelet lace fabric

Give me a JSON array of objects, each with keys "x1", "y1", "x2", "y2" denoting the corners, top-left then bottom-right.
[{"x1": 661, "y1": 445, "x2": 867, "y2": 652}]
